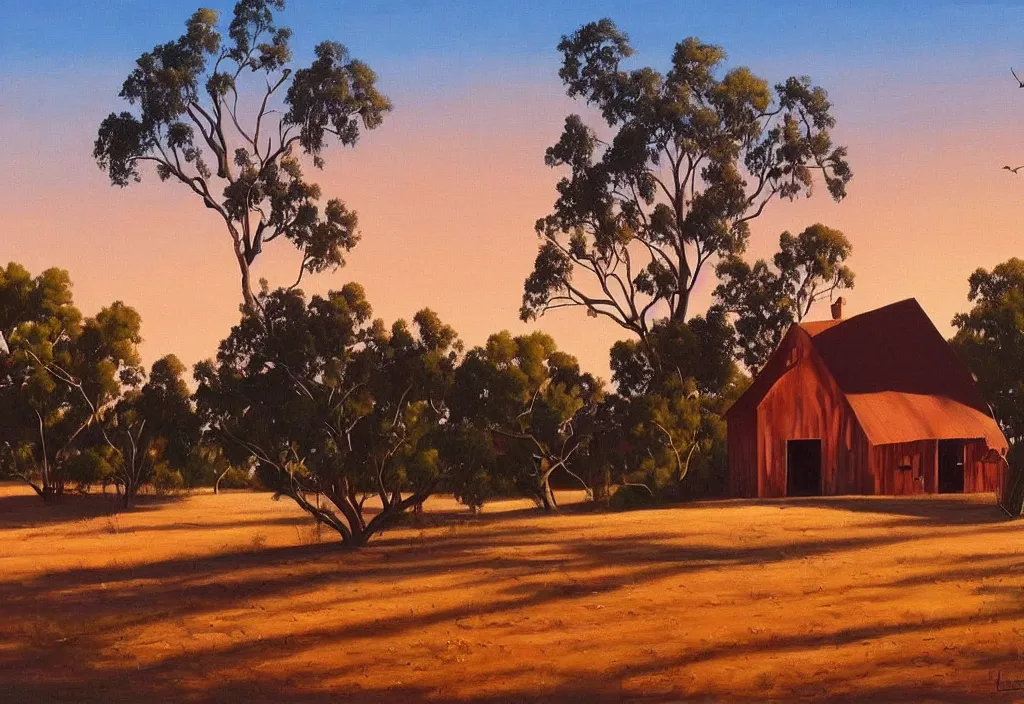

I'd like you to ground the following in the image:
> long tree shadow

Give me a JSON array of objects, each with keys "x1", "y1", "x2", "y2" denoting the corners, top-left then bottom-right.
[
  {"x1": 0, "y1": 490, "x2": 188, "y2": 529},
  {"x1": 751, "y1": 494, "x2": 1009, "y2": 525},
  {"x1": 2, "y1": 493, "x2": 1022, "y2": 703}
]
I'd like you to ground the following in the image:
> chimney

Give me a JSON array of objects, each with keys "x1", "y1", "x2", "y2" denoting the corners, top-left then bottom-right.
[{"x1": 830, "y1": 297, "x2": 846, "y2": 320}]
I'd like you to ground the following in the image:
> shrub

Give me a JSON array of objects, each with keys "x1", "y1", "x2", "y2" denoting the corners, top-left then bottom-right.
[
  {"x1": 152, "y1": 465, "x2": 185, "y2": 495},
  {"x1": 608, "y1": 484, "x2": 658, "y2": 511},
  {"x1": 217, "y1": 467, "x2": 254, "y2": 490}
]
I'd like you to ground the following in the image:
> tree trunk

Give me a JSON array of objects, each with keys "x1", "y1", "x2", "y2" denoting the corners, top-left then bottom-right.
[
  {"x1": 233, "y1": 238, "x2": 257, "y2": 314},
  {"x1": 539, "y1": 474, "x2": 559, "y2": 512},
  {"x1": 122, "y1": 483, "x2": 136, "y2": 509},
  {"x1": 214, "y1": 466, "x2": 231, "y2": 495}
]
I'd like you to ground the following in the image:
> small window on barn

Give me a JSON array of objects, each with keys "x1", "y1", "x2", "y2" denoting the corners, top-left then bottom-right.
[{"x1": 898, "y1": 455, "x2": 913, "y2": 471}]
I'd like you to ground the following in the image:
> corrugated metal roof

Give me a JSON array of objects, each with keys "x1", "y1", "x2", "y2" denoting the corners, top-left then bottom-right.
[
  {"x1": 800, "y1": 298, "x2": 1008, "y2": 451},
  {"x1": 726, "y1": 298, "x2": 1008, "y2": 452},
  {"x1": 845, "y1": 391, "x2": 1007, "y2": 448}
]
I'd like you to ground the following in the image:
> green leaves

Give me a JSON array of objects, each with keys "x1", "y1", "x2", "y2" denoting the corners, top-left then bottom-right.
[
  {"x1": 195, "y1": 284, "x2": 461, "y2": 544},
  {"x1": 95, "y1": 1, "x2": 390, "y2": 308},
  {"x1": 951, "y1": 258, "x2": 1024, "y2": 446},
  {"x1": 450, "y1": 331, "x2": 604, "y2": 509},
  {"x1": 0, "y1": 264, "x2": 145, "y2": 497},
  {"x1": 284, "y1": 43, "x2": 392, "y2": 161},
  {"x1": 713, "y1": 223, "x2": 853, "y2": 372},
  {"x1": 523, "y1": 18, "x2": 853, "y2": 341},
  {"x1": 93, "y1": 112, "x2": 156, "y2": 186}
]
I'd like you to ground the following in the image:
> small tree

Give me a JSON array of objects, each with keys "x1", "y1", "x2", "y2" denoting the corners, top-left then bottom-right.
[
  {"x1": 0, "y1": 264, "x2": 145, "y2": 501},
  {"x1": 94, "y1": 0, "x2": 391, "y2": 310},
  {"x1": 102, "y1": 355, "x2": 199, "y2": 508},
  {"x1": 453, "y1": 332, "x2": 604, "y2": 511},
  {"x1": 602, "y1": 311, "x2": 747, "y2": 502},
  {"x1": 713, "y1": 224, "x2": 854, "y2": 373},
  {"x1": 194, "y1": 285, "x2": 461, "y2": 546},
  {"x1": 440, "y1": 423, "x2": 504, "y2": 514},
  {"x1": 950, "y1": 258, "x2": 1024, "y2": 451}
]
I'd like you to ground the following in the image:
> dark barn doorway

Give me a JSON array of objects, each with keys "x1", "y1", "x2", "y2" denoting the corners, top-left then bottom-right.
[
  {"x1": 938, "y1": 440, "x2": 966, "y2": 493},
  {"x1": 787, "y1": 439, "x2": 822, "y2": 497}
]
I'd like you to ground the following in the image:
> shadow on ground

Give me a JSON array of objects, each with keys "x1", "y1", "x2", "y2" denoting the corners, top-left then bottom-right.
[{"x1": 0, "y1": 491, "x2": 1020, "y2": 702}]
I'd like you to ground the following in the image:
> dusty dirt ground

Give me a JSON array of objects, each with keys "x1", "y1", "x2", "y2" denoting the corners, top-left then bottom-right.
[{"x1": 1, "y1": 483, "x2": 1023, "y2": 703}]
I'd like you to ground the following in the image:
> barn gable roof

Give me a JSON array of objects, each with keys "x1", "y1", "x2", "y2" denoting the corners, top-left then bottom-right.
[{"x1": 726, "y1": 298, "x2": 1008, "y2": 450}]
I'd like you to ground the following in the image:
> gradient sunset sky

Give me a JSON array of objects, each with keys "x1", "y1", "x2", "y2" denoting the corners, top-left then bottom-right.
[{"x1": 1, "y1": 1, "x2": 1022, "y2": 380}]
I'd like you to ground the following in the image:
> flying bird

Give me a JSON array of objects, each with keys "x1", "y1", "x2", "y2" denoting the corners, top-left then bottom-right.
[
  {"x1": 1004, "y1": 165, "x2": 1024, "y2": 174},
  {"x1": 1013, "y1": 67, "x2": 1024, "y2": 88}
]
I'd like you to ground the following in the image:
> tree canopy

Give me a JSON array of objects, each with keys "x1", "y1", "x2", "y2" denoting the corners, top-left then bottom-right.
[
  {"x1": 101, "y1": 354, "x2": 200, "y2": 507},
  {"x1": 0, "y1": 263, "x2": 145, "y2": 500},
  {"x1": 713, "y1": 223, "x2": 853, "y2": 372},
  {"x1": 94, "y1": 0, "x2": 392, "y2": 311},
  {"x1": 194, "y1": 285, "x2": 462, "y2": 545},
  {"x1": 521, "y1": 19, "x2": 852, "y2": 344},
  {"x1": 451, "y1": 331, "x2": 605, "y2": 510},
  {"x1": 951, "y1": 258, "x2": 1024, "y2": 451}
]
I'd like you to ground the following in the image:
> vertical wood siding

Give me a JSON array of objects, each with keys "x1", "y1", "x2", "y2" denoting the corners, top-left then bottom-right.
[
  {"x1": 872, "y1": 440, "x2": 937, "y2": 495},
  {"x1": 754, "y1": 330, "x2": 871, "y2": 498},
  {"x1": 964, "y1": 440, "x2": 1003, "y2": 493},
  {"x1": 727, "y1": 407, "x2": 757, "y2": 498}
]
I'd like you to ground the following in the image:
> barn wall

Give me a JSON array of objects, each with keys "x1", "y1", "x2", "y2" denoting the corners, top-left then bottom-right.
[
  {"x1": 964, "y1": 440, "x2": 1003, "y2": 493},
  {"x1": 872, "y1": 439, "x2": 1002, "y2": 494},
  {"x1": 727, "y1": 408, "x2": 757, "y2": 498},
  {"x1": 756, "y1": 330, "x2": 872, "y2": 497},
  {"x1": 872, "y1": 440, "x2": 937, "y2": 495}
]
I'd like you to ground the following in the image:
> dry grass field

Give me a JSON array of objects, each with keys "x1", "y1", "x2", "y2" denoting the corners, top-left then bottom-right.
[{"x1": 1, "y1": 483, "x2": 1024, "y2": 703}]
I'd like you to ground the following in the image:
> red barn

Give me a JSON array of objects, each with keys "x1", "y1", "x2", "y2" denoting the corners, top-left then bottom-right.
[{"x1": 726, "y1": 298, "x2": 1008, "y2": 498}]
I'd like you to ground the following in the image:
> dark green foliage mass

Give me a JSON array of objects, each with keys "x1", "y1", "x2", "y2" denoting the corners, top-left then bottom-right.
[
  {"x1": 194, "y1": 285, "x2": 461, "y2": 545},
  {"x1": 951, "y1": 258, "x2": 1024, "y2": 450}
]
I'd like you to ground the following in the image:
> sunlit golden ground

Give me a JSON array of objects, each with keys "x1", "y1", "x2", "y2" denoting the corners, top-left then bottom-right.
[{"x1": 1, "y1": 483, "x2": 1023, "y2": 703}]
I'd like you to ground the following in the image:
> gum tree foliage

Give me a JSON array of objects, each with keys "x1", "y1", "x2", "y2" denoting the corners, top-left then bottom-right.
[
  {"x1": 451, "y1": 332, "x2": 604, "y2": 511},
  {"x1": 600, "y1": 311, "x2": 748, "y2": 501},
  {"x1": 100, "y1": 355, "x2": 200, "y2": 508},
  {"x1": 713, "y1": 223, "x2": 854, "y2": 373},
  {"x1": 437, "y1": 422, "x2": 506, "y2": 514},
  {"x1": 521, "y1": 19, "x2": 852, "y2": 360},
  {"x1": 950, "y1": 258, "x2": 1024, "y2": 452},
  {"x1": 194, "y1": 285, "x2": 461, "y2": 546},
  {"x1": 94, "y1": 0, "x2": 392, "y2": 311},
  {"x1": 0, "y1": 264, "x2": 144, "y2": 501}
]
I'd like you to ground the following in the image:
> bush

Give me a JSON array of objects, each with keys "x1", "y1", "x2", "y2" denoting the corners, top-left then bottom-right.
[
  {"x1": 217, "y1": 467, "x2": 254, "y2": 490},
  {"x1": 152, "y1": 465, "x2": 185, "y2": 495},
  {"x1": 608, "y1": 484, "x2": 658, "y2": 511}
]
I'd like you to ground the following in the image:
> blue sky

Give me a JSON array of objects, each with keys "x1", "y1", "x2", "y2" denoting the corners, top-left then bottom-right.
[{"x1": 2, "y1": 1, "x2": 1022, "y2": 85}]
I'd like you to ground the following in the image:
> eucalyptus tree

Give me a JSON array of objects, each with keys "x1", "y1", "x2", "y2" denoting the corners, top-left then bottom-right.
[
  {"x1": 194, "y1": 285, "x2": 461, "y2": 546},
  {"x1": 603, "y1": 310, "x2": 744, "y2": 500},
  {"x1": 94, "y1": 0, "x2": 391, "y2": 311},
  {"x1": 452, "y1": 332, "x2": 604, "y2": 511},
  {"x1": 0, "y1": 264, "x2": 145, "y2": 500},
  {"x1": 102, "y1": 355, "x2": 199, "y2": 508},
  {"x1": 951, "y1": 258, "x2": 1024, "y2": 452},
  {"x1": 713, "y1": 224, "x2": 854, "y2": 372},
  {"x1": 522, "y1": 19, "x2": 852, "y2": 357}
]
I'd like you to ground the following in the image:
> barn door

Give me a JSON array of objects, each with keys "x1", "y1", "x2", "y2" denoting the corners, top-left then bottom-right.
[
  {"x1": 938, "y1": 440, "x2": 965, "y2": 493},
  {"x1": 787, "y1": 440, "x2": 822, "y2": 497}
]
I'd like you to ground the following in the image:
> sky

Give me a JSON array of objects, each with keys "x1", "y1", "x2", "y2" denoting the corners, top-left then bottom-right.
[{"x1": 1, "y1": 1, "x2": 1023, "y2": 381}]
